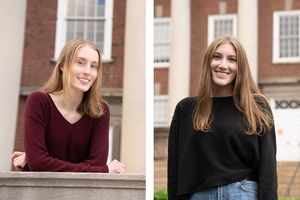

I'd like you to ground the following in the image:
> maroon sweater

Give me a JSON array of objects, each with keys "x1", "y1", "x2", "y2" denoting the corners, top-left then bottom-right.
[{"x1": 23, "y1": 91, "x2": 109, "y2": 172}]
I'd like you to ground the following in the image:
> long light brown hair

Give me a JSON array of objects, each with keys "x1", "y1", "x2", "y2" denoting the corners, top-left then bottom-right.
[
  {"x1": 193, "y1": 35, "x2": 273, "y2": 135},
  {"x1": 42, "y1": 38, "x2": 105, "y2": 118}
]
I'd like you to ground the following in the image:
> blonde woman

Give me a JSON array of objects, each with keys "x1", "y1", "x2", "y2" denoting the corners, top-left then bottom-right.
[
  {"x1": 168, "y1": 35, "x2": 277, "y2": 199},
  {"x1": 11, "y1": 38, "x2": 124, "y2": 173}
]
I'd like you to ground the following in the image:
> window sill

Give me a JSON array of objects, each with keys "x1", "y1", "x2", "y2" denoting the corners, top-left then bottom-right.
[{"x1": 154, "y1": 62, "x2": 170, "y2": 69}]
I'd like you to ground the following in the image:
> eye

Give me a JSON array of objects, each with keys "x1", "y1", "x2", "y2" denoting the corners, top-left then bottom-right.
[
  {"x1": 78, "y1": 61, "x2": 84, "y2": 65},
  {"x1": 228, "y1": 57, "x2": 236, "y2": 62},
  {"x1": 213, "y1": 54, "x2": 221, "y2": 59},
  {"x1": 91, "y1": 64, "x2": 98, "y2": 69}
]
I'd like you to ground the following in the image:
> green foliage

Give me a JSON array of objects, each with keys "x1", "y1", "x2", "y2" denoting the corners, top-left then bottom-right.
[
  {"x1": 278, "y1": 198, "x2": 300, "y2": 200},
  {"x1": 153, "y1": 190, "x2": 300, "y2": 200},
  {"x1": 154, "y1": 189, "x2": 168, "y2": 200}
]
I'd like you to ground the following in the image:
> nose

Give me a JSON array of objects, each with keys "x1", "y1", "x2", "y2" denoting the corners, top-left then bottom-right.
[
  {"x1": 218, "y1": 59, "x2": 228, "y2": 69},
  {"x1": 83, "y1": 65, "x2": 91, "y2": 75}
]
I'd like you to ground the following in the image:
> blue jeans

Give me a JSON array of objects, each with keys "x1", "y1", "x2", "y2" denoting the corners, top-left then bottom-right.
[{"x1": 190, "y1": 181, "x2": 258, "y2": 200}]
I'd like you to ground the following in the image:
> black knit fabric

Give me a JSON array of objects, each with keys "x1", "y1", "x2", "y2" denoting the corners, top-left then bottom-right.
[{"x1": 168, "y1": 96, "x2": 277, "y2": 200}]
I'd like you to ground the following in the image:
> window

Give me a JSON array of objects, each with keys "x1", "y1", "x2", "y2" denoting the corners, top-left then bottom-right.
[
  {"x1": 273, "y1": 10, "x2": 300, "y2": 63},
  {"x1": 55, "y1": 0, "x2": 113, "y2": 61},
  {"x1": 207, "y1": 14, "x2": 237, "y2": 46},
  {"x1": 154, "y1": 18, "x2": 171, "y2": 68},
  {"x1": 154, "y1": 95, "x2": 168, "y2": 127}
]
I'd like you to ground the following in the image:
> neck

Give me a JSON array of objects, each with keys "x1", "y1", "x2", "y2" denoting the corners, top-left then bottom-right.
[
  {"x1": 211, "y1": 85, "x2": 233, "y2": 97},
  {"x1": 59, "y1": 90, "x2": 83, "y2": 112}
]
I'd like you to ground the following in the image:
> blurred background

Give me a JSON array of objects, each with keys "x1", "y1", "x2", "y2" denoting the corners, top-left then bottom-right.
[{"x1": 153, "y1": 0, "x2": 300, "y2": 198}]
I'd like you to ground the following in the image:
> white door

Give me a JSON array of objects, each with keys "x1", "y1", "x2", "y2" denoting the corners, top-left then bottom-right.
[{"x1": 270, "y1": 98, "x2": 300, "y2": 161}]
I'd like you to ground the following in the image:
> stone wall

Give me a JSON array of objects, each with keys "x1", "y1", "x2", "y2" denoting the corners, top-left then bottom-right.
[{"x1": 0, "y1": 172, "x2": 145, "y2": 200}]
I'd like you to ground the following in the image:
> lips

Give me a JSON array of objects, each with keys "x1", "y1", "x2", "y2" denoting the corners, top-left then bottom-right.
[
  {"x1": 78, "y1": 77, "x2": 90, "y2": 83},
  {"x1": 216, "y1": 71, "x2": 229, "y2": 76}
]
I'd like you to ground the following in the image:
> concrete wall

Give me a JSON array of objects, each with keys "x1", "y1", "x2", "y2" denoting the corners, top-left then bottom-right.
[{"x1": 0, "y1": 172, "x2": 145, "y2": 200}]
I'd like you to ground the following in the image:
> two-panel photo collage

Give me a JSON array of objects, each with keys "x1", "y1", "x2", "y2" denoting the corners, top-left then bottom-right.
[{"x1": 2, "y1": 0, "x2": 300, "y2": 199}]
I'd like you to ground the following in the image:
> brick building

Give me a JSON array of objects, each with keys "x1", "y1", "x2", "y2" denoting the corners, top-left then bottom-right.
[
  {"x1": 154, "y1": 0, "x2": 300, "y2": 197},
  {"x1": 1, "y1": 0, "x2": 147, "y2": 174}
]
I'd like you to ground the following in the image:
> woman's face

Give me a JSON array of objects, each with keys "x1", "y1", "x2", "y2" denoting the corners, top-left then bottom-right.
[
  {"x1": 69, "y1": 45, "x2": 99, "y2": 95},
  {"x1": 210, "y1": 42, "x2": 237, "y2": 96}
]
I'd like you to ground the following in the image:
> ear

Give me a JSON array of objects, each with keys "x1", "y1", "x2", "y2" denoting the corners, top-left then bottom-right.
[{"x1": 59, "y1": 64, "x2": 64, "y2": 72}]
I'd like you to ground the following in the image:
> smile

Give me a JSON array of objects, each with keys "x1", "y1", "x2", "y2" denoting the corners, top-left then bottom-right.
[
  {"x1": 216, "y1": 71, "x2": 229, "y2": 76},
  {"x1": 78, "y1": 78, "x2": 90, "y2": 83}
]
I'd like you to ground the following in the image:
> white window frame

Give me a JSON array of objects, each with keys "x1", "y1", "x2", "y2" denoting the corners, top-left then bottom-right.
[
  {"x1": 207, "y1": 14, "x2": 237, "y2": 46},
  {"x1": 54, "y1": 0, "x2": 113, "y2": 62},
  {"x1": 154, "y1": 17, "x2": 171, "y2": 68},
  {"x1": 273, "y1": 10, "x2": 300, "y2": 63}
]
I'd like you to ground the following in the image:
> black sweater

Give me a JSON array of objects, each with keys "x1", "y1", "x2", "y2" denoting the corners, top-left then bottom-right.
[{"x1": 168, "y1": 96, "x2": 277, "y2": 200}]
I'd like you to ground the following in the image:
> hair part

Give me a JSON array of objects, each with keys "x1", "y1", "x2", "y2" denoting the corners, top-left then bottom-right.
[
  {"x1": 42, "y1": 38, "x2": 106, "y2": 118},
  {"x1": 193, "y1": 35, "x2": 273, "y2": 135}
]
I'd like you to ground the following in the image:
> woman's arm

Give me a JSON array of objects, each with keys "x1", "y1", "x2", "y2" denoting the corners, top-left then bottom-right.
[
  {"x1": 168, "y1": 117, "x2": 180, "y2": 199},
  {"x1": 257, "y1": 122, "x2": 278, "y2": 199}
]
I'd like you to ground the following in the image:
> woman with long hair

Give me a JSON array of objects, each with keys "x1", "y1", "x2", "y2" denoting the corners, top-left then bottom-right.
[
  {"x1": 168, "y1": 35, "x2": 277, "y2": 199},
  {"x1": 11, "y1": 38, "x2": 125, "y2": 173}
]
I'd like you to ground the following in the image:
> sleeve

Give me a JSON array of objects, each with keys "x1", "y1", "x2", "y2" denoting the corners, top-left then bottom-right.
[
  {"x1": 23, "y1": 92, "x2": 109, "y2": 172},
  {"x1": 168, "y1": 106, "x2": 180, "y2": 199},
  {"x1": 79, "y1": 102, "x2": 110, "y2": 171},
  {"x1": 257, "y1": 120, "x2": 278, "y2": 199}
]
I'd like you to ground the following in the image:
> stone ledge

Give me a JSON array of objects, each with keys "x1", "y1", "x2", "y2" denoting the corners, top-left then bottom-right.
[{"x1": 0, "y1": 172, "x2": 145, "y2": 200}]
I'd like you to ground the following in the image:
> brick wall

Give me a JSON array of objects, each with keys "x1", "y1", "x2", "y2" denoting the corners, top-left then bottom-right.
[
  {"x1": 21, "y1": 0, "x2": 57, "y2": 87},
  {"x1": 102, "y1": 0, "x2": 126, "y2": 88},
  {"x1": 258, "y1": 0, "x2": 300, "y2": 78}
]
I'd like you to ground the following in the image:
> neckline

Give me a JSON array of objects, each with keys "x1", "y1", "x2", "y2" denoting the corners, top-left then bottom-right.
[{"x1": 46, "y1": 93, "x2": 85, "y2": 125}]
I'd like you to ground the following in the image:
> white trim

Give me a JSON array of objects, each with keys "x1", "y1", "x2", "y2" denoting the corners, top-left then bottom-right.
[
  {"x1": 273, "y1": 10, "x2": 300, "y2": 63},
  {"x1": 54, "y1": 0, "x2": 113, "y2": 60},
  {"x1": 207, "y1": 14, "x2": 237, "y2": 46},
  {"x1": 54, "y1": 0, "x2": 68, "y2": 59},
  {"x1": 154, "y1": 62, "x2": 170, "y2": 68}
]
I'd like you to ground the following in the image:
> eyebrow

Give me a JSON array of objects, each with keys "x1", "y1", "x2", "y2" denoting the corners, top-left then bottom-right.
[
  {"x1": 76, "y1": 57, "x2": 98, "y2": 64},
  {"x1": 214, "y1": 52, "x2": 236, "y2": 57}
]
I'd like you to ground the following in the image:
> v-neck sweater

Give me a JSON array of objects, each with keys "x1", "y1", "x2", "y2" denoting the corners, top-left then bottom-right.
[
  {"x1": 23, "y1": 91, "x2": 109, "y2": 172},
  {"x1": 168, "y1": 96, "x2": 277, "y2": 200}
]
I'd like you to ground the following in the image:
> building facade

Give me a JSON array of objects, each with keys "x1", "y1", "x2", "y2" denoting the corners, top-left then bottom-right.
[{"x1": 154, "y1": 0, "x2": 300, "y2": 197}]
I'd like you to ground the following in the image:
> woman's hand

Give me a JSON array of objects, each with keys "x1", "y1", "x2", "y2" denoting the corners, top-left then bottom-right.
[
  {"x1": 107, "y1": 159, "x2": 125, "y2": 173},
  {"x1": 11, "y1": 151, "x2": 27, "y2": 171}
]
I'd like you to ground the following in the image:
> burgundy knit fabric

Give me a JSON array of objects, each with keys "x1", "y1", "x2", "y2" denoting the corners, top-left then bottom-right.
[{"x1": 23, "y1": 91, "x2": 109, "y2": 172}]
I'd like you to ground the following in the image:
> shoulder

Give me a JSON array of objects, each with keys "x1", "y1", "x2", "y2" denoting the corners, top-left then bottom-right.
[
  {"x1": 26, "y1": 91, "x2": 51, "y2": 107},
  {"x1": 173, "y1": 96, "x2": 197, "y2": 119},
  {"x1": 176, "y1": 96, "x2": 197, "y2": 108},
  {"x1": 27, "y1": 91, "x2": 49, "y2": 102}
]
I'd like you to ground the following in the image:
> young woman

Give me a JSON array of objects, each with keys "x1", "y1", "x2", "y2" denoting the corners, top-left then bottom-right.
[
  {"x1": 168, "y1": 35, "x2": 277, "y2": 199},
  {"x1": 11, "y1": 38, "x2": 125, "y2": 173}
]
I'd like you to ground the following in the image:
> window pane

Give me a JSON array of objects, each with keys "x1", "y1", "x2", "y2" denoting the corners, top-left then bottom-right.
[
  {"x1": 77, "y1": 0, "x2": 85, "y2": 16},
  {"x1": 279, "y1": 14, "x2": 300, "y2": 58},
  {"x1": 76, "y1": 21, "x2": 84, "y2": 38},
  {"x1": 67, "y1": 0, "x2": 75, "y2": 16},
  {"x1": 66, "y1": 21, "x2": 75, "y2": 41},
  {"x1": 154, "y1": 20, "x2": 170, "y2": 63},
  {"x1": 97, "y1": 0, "x2": 105, "y2": 17},
  {"x1": 214, "y1": 19, "x2": 233, "y2": 38},
  {"x1": 87, "y1": 21, "x2": 95, "y2": 42},
  {"x1": 87, "y1": 0, "x2": 96, "y2": 17}
]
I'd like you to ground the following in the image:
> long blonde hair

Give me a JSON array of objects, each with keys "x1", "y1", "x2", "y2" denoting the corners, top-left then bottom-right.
[
  {"x1": 42, "y1": 38, "x2": 105, "y2": 118},
  {"x1": 193, "y1": 35, "x2": 273, "y2": 135}
]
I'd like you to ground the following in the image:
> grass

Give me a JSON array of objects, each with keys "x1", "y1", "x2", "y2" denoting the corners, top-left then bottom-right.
[{"x1": 154, "y1": 189, "x2": 300, "y2": 200}]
